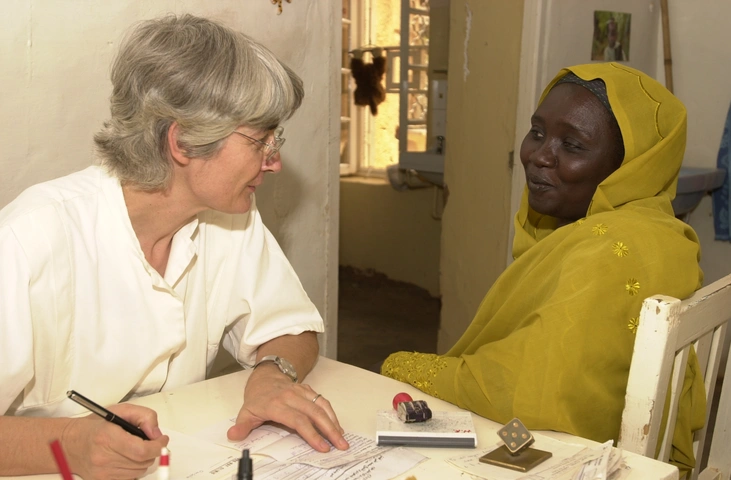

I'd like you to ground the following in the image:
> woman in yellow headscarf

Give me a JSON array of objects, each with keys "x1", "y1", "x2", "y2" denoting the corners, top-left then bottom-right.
[{"x1": 382, "y1": 63, "x2": 705, "y2": 470}]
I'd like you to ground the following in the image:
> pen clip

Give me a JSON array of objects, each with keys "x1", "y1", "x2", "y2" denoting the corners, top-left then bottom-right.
[{"x1": 67, "y1": 390, "x2": 112, "y2": 419}]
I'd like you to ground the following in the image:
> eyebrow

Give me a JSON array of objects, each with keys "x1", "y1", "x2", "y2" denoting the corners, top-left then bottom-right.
[
  {"x1": 237, "y1": 129, "x2": 270, "y2": 144},
  {"x1": 530, "y1": 114, "x2": 595, "y2": 140},
  {"x1": 257, "y1": 126, "x2": 280, "y2": 142}
]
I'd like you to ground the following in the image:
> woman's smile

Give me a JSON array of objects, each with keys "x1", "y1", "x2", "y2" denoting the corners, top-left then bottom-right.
[{"x1": 525, "y1": 173, "x2": 555, "y2": 191}]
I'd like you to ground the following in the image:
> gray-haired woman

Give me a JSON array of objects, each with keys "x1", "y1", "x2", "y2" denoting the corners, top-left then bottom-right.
[{"x1": 0, "y1": 14, "x2": 347, "y2": 478}]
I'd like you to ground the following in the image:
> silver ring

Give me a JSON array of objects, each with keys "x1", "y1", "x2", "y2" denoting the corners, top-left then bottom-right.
[{"x1": 312, "y1": 393, "x2": 322, "y2": 403}]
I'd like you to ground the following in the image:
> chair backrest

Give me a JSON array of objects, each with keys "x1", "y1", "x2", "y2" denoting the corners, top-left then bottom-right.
[{"x1": 618, "y1": 273, "x2": 731, "y2": 480}]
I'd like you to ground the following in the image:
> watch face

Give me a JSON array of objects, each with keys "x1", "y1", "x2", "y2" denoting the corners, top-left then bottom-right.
[
  {"x1": 256, "y1": 355, "x2": 297, "y2": 382},
  {"x1": 277, "y1": 357, "x2": 297, "y2": 381}
]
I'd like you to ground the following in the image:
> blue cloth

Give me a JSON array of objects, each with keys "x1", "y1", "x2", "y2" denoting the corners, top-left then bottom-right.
[{"x1": 713, "y1": 102, "x2": 731, "y2": 241}]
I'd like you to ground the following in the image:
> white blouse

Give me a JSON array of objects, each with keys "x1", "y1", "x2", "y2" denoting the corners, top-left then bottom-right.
[{"x1": 0, "y1": 166, "x2": 323, "y2": 417}]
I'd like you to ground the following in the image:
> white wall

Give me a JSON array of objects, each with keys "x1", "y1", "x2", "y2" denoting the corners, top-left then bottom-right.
[
  {"x1": 659, "y1": 0, "x2": 731, "y2": 284},
  {"x1": 0, "y1": 1, "x2": 340, "y2": 357},
  {"x1": 538, "y1": 0, "x2": 660, "y2": 95},
  {"x1": 339, "y1": 178, "x2": 441, "y2": 297},
  {"x1": 438, "y1": 0, "x2": 523, "y2": 352},
  {"x1": 512, "y1": 0, "x2": 731, "y2": 284},
  {"x1": 510, "y1": 0, "x2": 661, "y2": 258}
]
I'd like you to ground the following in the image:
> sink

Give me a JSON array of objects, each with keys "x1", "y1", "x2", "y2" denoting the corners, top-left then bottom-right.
[{"x1": 672, "y1": 167, "x2": 726, "y2": 216}]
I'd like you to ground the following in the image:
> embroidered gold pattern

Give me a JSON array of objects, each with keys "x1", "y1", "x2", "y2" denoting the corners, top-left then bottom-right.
[
  {"x1": 612, "y1": 241, "x2": 629, "y2": 257},
  {"x1": 625, "y1": 279, "x2": 640, "y2": 296},
  {"x1": 381, "y1": 352, "x2": 448, "y2": 398},
  {"x1": 575, "y1": 218, "x2": 586, "y2": 226},
  {"x1": 592, "y1": 223, "x2": 608, "y2": 235},
  {"x1": 628, "y1": 317, "x2": 639, "y2": 334}
]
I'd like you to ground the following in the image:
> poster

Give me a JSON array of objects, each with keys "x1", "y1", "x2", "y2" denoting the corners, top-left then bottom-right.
[{"x1": 592, "y1": 11, "x2": 631, "y2": 62}]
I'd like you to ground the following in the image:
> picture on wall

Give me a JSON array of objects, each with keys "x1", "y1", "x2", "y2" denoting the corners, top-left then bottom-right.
[{"x1": 592, "y1": 11, "x2": 631, "y2": 62}]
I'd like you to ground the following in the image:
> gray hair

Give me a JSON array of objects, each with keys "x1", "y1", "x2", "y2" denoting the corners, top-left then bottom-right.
[{"x1": 94, "y1": 14, "x2": 304, "y2": 189}]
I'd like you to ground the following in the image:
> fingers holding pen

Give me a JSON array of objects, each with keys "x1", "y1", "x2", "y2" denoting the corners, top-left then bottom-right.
[
  {"x1": 108, "y1": 403, "x2": 166, "y2": 441},
  {"x1": 63, "y1": 405, "x2": 168, "y2": 479}
]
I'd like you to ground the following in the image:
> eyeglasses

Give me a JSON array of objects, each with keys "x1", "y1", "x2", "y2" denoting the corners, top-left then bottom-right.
[{"x1": 232, "y1": 126, "x2": 285, "y2": 163}]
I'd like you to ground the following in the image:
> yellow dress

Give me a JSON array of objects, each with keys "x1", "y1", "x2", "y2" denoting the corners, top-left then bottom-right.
[{"x1": 382, "y1": 63, "x2": 706, "y2": 470}]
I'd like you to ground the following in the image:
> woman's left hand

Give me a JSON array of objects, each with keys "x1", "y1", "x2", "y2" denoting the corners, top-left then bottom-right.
[{"x1": 226, "y1": 364, "x2": 349, "y2": 452}]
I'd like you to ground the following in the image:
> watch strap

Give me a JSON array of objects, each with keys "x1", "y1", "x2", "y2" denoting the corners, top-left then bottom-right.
[{"x1": 253, "y1": 355, "x2": 298, "y2": 382}]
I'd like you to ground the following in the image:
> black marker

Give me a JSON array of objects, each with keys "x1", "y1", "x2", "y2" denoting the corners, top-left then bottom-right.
[
  {"x1": 66, "y1": 390, "x2": 150, "y2": 440},
  {"x1": 237, "y1": 449, "x2": 253, "y2": 480}
]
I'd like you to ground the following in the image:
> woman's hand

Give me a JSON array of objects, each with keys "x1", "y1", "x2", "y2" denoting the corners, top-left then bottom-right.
[
  {"x1": 63, "y1": 403, "x2": 169, "y2": 480},
  {"x1": 227, "y1": 364, "x2": 349, "y2": 452}
]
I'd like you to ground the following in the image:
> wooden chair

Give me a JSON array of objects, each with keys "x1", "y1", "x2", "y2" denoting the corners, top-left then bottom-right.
[{"x1": 619, "y1": 273, "x2": 731, "y2": 480}]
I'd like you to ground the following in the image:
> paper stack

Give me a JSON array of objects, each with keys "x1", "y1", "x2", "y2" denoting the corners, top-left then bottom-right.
[{"x1": 376, "y1": 409, "x2": 478, "y2": 448}]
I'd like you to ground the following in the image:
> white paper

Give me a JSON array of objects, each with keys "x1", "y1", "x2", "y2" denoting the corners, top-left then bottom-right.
[
  {"x1": 197, "y1": 417, "x2": 395, "y2": 469},
  {"x1": 250, "y1": 447, "x2": 427, "y2": 480},
  {"x1": 607, "y1": 462, "x2": 631, "y2": 480},
  {"x1": 195, "y1": 417, "x2": 291, "y2": 452},
  {"x1": 404, "y1": 458, "x2": 485, "y2": 479},
  {"x1": 376, "y1": 409, "x2": 477, "y2": 438},
  {"x1": 524, "y1": 440, "x2": 626, "y2": 480},
  {"x1": 141, "y1": 429, "x2": 240, "y2": 480},
  {"x1": 144, "y1": 420, "x2": 426, "y2": 479},
  {"x1": 569, "y1": 441, "x2": 621, "y2": 480},
  {"x1": 446, "y1": 436, "x2": 629, "y2": 480},
  {"x1": 446, "y1": 434, "x2": 587, "y2": 480},
  {"x1": 264, "y1": 432, "x2": 393, "y2": 468}
]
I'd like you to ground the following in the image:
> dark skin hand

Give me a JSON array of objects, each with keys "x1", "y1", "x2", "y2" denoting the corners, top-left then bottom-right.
[{"x1": 520, "y1": 82, "x2": 624, "y2": 226}]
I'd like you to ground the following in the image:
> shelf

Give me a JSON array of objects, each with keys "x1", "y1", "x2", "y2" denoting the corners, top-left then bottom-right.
[{"x1": 672, "y1": 167, "x2": 726, "y2": 216}]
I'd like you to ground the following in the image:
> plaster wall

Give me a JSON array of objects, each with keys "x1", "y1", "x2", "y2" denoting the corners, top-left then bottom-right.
[
  {"x1": 511, "y1": 0, "x2": 731, "y2": 284},
  {"x1": 657, "y1": 0, "x2": 731, "y2": 284},
  {"x1": 339, "y1": 178, "x2": 441, "y2": 296},
  {"x1": 0, "y1": 1, "x2": 340, "y2": 357},
  {"x1": 513, "y1": 0, "x2": 731, "y2": 398},
  {"x1": 509, "y1": 0, "x2": 662, "y2": 258},
  {"x1": 437, "y1": 0, "x2": 524, "y2": 352}
]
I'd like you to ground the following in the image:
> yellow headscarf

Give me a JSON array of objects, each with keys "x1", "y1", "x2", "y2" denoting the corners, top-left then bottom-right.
[
  {"x1": 383, "y1": 63, "x2": 704, "y2": 470},
  {"x1": 514, "y1": 62, "x2": 688, "y2": 256}
]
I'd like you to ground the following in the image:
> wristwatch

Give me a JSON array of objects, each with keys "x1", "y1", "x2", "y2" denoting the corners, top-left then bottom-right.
[{"x1": 253, "y1": 355, "x2": 298, "y2": 382}]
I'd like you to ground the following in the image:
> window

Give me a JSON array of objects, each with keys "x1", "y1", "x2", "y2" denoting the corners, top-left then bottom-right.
[
  {"x1": 340, "y1": 0, "x2": 363, "y2": 176},
  {"x1": 396, "y1": 0, "x2": 430, "y2": 156},
  {"x1": 340, "y1": 0, "x2": 433, "y2": 177},
  {"x1": 340, "y1": 0, "x2": 361, "y2": 175}
]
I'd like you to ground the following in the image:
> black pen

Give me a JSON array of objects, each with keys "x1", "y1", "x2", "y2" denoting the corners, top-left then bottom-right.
[
  {"x1": 66, "y1": 390, "x2": 150, "y2": 440},
  {"x1": 237, "y1": 449, "x2": 253, "y2": 480}
]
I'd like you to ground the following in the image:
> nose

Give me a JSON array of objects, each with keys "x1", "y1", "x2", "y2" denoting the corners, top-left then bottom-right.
[
  {"x1": 525, "y1": 137, "x2": 557, "y2": 168},
  {"x1": 263, "y1": 152, "x2": 282, "y2": 173}
]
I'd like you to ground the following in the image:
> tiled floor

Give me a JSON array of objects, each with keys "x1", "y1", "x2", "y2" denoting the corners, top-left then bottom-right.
[{"x1": 336, "y1": 266, "x2": 441, "y2": 371}]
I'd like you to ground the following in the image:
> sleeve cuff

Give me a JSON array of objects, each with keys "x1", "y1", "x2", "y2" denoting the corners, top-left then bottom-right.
[{"x1": 381, "y1": 351, "x2": 459, "y2": 403}]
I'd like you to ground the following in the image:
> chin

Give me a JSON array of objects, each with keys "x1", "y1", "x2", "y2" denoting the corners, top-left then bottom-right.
[
  {"x1": 527, "y1": 201, "x2": 560, "y2": 219},
  {"x1": 214, "y1": 201, "x2": 252, "y2": 215},
  {"x1": 230, "y1": 191, "x2": 254, "y2": 214},
  {"x1": 528, "y1": 195, "x2": 553, "y2": 214},
  {"x1": 234, "y1": 203, "x2": 253, "y2": 214}
]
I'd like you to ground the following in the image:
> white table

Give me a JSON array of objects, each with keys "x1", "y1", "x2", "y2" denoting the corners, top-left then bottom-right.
[{"x1": 9, "y1": 356, "x2": 678, "y2": 479}]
